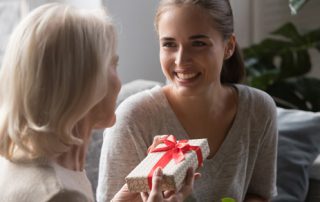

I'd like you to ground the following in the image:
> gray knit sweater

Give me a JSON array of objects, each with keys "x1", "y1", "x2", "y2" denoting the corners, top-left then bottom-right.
[{"x1": 97, "y1": 84, "x2": 278, "y2": 202}]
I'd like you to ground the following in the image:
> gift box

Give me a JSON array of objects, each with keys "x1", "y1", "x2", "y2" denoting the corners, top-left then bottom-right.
[{"x1": 125, "y1": 135, "x2": 210, "y2": 192}]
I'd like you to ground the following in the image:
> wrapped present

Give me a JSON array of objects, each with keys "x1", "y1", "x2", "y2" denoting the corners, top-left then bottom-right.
[{"x1": 125, "y1": 135, "x2": 210, "y2": 192}]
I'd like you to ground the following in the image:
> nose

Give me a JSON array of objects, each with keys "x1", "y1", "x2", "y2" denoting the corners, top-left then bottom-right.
[
  {"x1": 175, "y1": 46, "x2": 191, "y2": 66},
  {"x1": 116, "y1": 75, "x2": 122, "y2": 94}
]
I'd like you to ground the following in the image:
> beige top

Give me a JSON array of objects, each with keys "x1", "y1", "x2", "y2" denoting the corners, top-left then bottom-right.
[
  {"x1": 0, "y1": 157, "x2": 94, "y2": 202},
  {"x1": 97, "y1": 84, "x2": 278, "y2": 202}
]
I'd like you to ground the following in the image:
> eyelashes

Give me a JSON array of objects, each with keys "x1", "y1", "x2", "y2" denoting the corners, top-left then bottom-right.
[
  {"x1": 192, "y1": 41, "x2": 207, "y2": 46},
  {"x1": 162, "y1": 42, "x2": 177, "y2": 48},
  {"x1": 161, "y1": 41, "x2": 207, "y2": 48}
]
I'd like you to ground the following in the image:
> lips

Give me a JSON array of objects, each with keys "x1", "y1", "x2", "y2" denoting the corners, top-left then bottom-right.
[
  {"x1": 176, "y1": 72, "x2": 198, "y2": 79},
  {"x1": 174, "y1": 71, "x2": 201, "y2": 81}
]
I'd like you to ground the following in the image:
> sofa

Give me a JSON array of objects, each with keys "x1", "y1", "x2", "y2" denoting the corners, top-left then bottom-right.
[{"x1": 85, "y1": 79, "x2": 320, "y2": 201}]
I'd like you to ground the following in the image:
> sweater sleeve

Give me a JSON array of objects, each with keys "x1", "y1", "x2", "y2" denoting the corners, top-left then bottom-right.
[
  {"x1": 246, "y1": 91, "x2": 278, "y2": 199},
  {"x1": 96, "y1": 98, "x2": 151, "y2": 202}
]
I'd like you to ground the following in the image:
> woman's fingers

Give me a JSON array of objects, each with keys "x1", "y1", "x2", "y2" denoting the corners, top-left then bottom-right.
[
  {"x1": 143, "y1": 167, "x2": 164, "y2": 202},
  {"x1": 147, "y1": 136, "x2": 161, "y2": 152},
  {"x1": 178, "y1": 167, "x2": 200, "y2": 199},
  {"x1": 194, "y1": 172, "x2": 201, "y2": 181},
  {"x1": 151, "y1": 167, "x2": 163, "y2": 193},
  {"x1": 140, "y1": 192, "x2": 149, "y2": 201},
  {"x1": 185, "y1": 167, "x2": 195, "y2": 186},
  {"x1": 147, "y1": 135, "x2": 168, "y2": 152},
  {"x1": 163, "y1": 190, "x2": 176, "y2": 198},
  {"x1": 141, "y1": 167, "x2": 200, "y2": 202},
  {"x1": 112, "y1": 184, "x2": 141, "y2": 202}
]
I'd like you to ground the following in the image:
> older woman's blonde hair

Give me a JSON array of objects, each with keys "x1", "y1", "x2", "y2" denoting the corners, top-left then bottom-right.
[{"x1": 0, "y1": 3, "x2": 117, "y2": 162}]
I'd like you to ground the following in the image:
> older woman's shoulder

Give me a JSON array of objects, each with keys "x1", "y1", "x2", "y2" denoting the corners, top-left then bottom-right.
[{"x1": 0, "y1": 158, "x2": 58, "y2": 201}]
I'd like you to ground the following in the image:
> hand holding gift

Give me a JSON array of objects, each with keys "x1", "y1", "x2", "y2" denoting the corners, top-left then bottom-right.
[
  {"x1": 112, "y1": 167, "x2": 198, "y2": 202},
  {"x1": 125, "y1": 135, "x2": 210, "y2": 192},
  {"x1": 140, "y1": 167, "x2": 199, "y2": 202},
  {"x1": 111, "y1": 135, "x2": 203, "y2": 202}
]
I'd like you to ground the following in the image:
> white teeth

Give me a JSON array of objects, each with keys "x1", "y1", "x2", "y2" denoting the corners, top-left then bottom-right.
[{"x1": 176, "y1": 73, "x2": 197, "y2": 79}]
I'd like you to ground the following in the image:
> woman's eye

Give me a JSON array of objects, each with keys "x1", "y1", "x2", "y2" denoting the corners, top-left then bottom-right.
[
  {"x1": 192, "y1": 41, "x2": 206, "y2": 46},
  {"x1": 162, "y1": 42, "x2": 176, "y2": 48}
]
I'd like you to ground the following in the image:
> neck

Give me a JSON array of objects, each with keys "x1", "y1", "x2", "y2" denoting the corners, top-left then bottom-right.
[
  {"x1": 165, "y1": 83, "x2": 231, "y2": 115},
  {"x1": 53, "y1": 119, "x2": 94, "y2": 171}
]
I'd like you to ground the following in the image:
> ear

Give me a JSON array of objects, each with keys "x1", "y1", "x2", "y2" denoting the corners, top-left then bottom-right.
[{"x1": 224, "y1": 34, "x2": 236, "y2": 60}]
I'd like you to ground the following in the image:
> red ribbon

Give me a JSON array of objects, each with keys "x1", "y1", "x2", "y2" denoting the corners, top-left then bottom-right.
[{"x1": 147, "y1": 135, "x2": 203, "y2": 190}]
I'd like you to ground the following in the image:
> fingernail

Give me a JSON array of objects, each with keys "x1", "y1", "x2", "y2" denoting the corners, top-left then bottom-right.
[
  {"x1": 156, "y1": 167, "x2": 163, "y2": 177},
  {"x1": 160, "y1": 135, "x2": 168, "y2": 141}
]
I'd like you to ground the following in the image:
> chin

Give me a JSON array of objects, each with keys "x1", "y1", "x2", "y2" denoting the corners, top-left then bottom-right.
[
  {"x1": 174, "y1": 85, "x2": 200, "y2": 96},
  {"x1": 94, "y1": 114, "x2": 116, "y2": 129},
  {"x1": 106, "y1": 114, "x2": 117, "y2": 128}
]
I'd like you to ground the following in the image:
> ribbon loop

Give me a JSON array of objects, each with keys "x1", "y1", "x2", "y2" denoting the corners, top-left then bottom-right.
[{"x1": 147, "y1": 135, "x2": 203, "y2": 190}]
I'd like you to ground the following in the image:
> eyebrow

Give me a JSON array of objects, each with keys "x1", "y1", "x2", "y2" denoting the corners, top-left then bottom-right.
[
  {"x1": 160, "y1": 37, "x2": 175, "y2": 41},
  {"x1": 160, "y1": 34, "x2": 209, "y2": 41},
  {"x1": 189, "y1": 34, "x2": 209, "y2": 40}
]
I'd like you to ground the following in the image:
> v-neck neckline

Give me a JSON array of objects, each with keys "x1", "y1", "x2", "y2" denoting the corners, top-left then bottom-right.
[{"x1": 158, "y1": 84, "x2": 244, "y2": 165}]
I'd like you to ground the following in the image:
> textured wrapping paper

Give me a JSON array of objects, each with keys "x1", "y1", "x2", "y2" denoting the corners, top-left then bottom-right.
[{"x1": 125, "y1": 136, "x2": 210, "y2": 192}]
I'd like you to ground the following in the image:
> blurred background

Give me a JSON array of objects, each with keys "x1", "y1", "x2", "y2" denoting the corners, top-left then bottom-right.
[{"x1": 1, "y1": 0, "x2": 319, "y2": 111}]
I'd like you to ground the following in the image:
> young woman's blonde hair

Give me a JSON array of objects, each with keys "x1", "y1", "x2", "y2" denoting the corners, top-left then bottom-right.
[{"x1": 0, "y1": 3, "x2": 117, "y2": 162}]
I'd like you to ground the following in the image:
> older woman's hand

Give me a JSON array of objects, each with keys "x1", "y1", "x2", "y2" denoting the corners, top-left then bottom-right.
[
  {"x1": 112, "y1": 167, "x2": 200, "y2": 202},
  {"x1": 147, "y1": 135, "x2": 169, "y2": 153}
]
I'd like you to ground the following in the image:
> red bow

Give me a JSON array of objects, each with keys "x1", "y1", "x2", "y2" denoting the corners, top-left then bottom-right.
[{"x1": 147, "y1": 135, "x2": 203, "y2": 190}]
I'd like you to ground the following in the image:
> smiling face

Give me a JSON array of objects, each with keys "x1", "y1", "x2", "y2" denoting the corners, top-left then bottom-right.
[{"x1": 158, "y1": 5, "x2": 231, "y2": 95}]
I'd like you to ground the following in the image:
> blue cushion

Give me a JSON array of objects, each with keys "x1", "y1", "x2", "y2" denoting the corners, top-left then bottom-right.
[
  {"x1": 272, "y1": 108, "x2": 320, "y2": 202},
  {"x1": 310, "y1": 156, "x2": 320, "y2": 180}
]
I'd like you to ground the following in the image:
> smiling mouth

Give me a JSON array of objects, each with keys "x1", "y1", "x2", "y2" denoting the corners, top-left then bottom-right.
[{"x1": 175, "y1": 72, "x2": 200, "y2": 80}]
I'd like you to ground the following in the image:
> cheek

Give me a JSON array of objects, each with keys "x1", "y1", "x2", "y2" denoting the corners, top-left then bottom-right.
[
  {"x1": 160, "y1": 62, "x2": 171, "y2": 79},
  {"x1": 114, "y1": 76, "x2": 121, "y2": 96},
  {"x1": 160, "y1": 52, "x2": 172, "y2": 70},
  {"x1": 159, "y1": 51, "x2": 166, "y2": 64},
  {"x1": 109, "y1": 70, "x2": 121, "y2": 96},
  {"x1": 207, "y1": 48, "x2": 225, "y2": 68}
]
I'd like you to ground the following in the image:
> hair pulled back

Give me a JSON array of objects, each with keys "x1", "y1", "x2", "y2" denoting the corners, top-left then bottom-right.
[{"x1": 155, "y1": 0, "x2": 245, "y2": 83}]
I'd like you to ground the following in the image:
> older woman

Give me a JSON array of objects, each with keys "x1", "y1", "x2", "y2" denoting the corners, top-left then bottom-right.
[{"x1": 0, "y1": 3, "x2": 195, "y2": 202}]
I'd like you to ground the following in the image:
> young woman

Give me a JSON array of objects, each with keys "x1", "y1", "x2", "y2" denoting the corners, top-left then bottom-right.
[
  {"x1": 97, "y1": 0, "x2": 278, "y2": 201},
  {"x1": 0, "y1": 3, "x2": 195, "y2": 202}
]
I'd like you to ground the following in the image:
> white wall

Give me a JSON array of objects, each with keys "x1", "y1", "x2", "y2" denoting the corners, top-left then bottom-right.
[
  {"x1": 0, "y1": 0, "x2": 25, "y2": 66},
  {"x1": 104, "y1": 0, "x2": 320, "y2": 83},
  {"x1": 103, "y1": 0, "x2": 165, "y2": 84},
  {"x1": 67, "y1": 0, "x2": 100, "y2": 9},
  {"x1": 230, "y1": 0, "x2": 253, "y2": 47},
  {"x1": 2, "y1": 0, "x2": 319, "y2": 82},
  {"x1": 102, "y1": 0, "x2": 261, "y2": 83},
  {"x1": 27, "y1": 0, "x2": 100, "y2": 10}
]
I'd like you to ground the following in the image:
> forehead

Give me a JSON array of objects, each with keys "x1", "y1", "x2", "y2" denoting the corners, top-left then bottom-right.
[{"x1": 158, "y1": 5, "x2": 217, "y2": 37}]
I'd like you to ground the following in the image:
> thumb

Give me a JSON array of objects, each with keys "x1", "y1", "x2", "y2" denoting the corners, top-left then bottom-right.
[
  {"x1": 112, "y1": 184, "x2": 140, "y2": 201},
  {"x1": 147, "y1": 167, "x2": 164, "y2": 202},
  {"x1": 151, "y1": 167, "x2": 163, "y2": 192}
]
